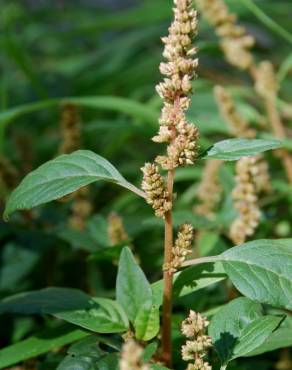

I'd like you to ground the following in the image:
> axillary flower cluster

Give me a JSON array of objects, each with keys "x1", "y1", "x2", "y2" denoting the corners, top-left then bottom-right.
[
  {"x1": 120, "y1": 339, "x2": 150, "y2": 370},
  {"x1": 164, "y1": 223, "x2": 194, "y2": 273},
  {"x1": 181, "y1": 311, "x2": 212, "y2": 370},
  {"x1": 142, "y1": 0, "x2": 200, "y2": 218}
]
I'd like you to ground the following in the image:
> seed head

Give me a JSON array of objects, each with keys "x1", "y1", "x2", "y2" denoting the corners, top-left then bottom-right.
[
  {"x1": 230, "y1": 157, "x2": 261, "y2": 244},
  {"x1": 108, "y1": 212, "x2": 129, "y2": 245},
  {"x1": 120, "y1": 340, "x2": 150, "y2": 370},
  {"x1": 195, "y1": 159, "x2": 222, "y2": 219},
  {"x1": 141, "y1": 163, "x2": 172, "y2": 218},
  {"x1": 165, "y1": 224, "x2": 194, "y2": 272},
  {"x1": 214, "y1": 85, "x2": 256, "y2": 139},
  {"x1": 254, "y1": 61, "x2": 278, "y2": 100},
  {"x1": 59, "y1": 103, "x2": 81, "y2": 154},
  {"x1": 196, "y1": 0, "x2": 254, "y2": 70},
  {"x1": 181, "y1": 311, "x2": 212, "y2": 369}
]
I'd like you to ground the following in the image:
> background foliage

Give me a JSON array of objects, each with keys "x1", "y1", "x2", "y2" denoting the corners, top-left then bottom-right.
[{"x1": 0, "y1": 0, "x2": 291, "y2": 369}]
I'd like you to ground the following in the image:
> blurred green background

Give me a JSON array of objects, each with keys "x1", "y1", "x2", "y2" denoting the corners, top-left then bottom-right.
[{"x1": 0, "y1": 0, "x2": 291, "y2": 369}]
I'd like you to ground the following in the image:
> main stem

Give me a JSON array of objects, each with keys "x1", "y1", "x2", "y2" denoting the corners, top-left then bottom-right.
[{"x1": 161, "y1": 169, "x2": 174, "y2": 367}]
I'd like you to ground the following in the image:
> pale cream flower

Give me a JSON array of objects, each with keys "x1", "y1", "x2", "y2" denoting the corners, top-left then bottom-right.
[
  {"x1": 230, "y1": 156, "x2": 261, "y2": 244},
  {"x1": 141, "y1": 163, "x2": 172, "y2": 218},
  {"x1": 254, "y1": 61, "x2": 278, "y2": 100},
  {"x1": 120, "y1": 340, "x2": 150, "y2": 370},
  {"x1": 196, "y1": 0, "x2": 255, "y2": 70},
  {"x1": 181, "y1": 311, "x2": 212, "y2": 369},
  {"x1": 165, "y1": 224, "x2": 194, "y2": 272},
  {"x1": 195, "y1": 159, "x2": 222, "y2": 219},
  {"x1": 107, "y1": 212, "x2": 129, "y2": 245}
]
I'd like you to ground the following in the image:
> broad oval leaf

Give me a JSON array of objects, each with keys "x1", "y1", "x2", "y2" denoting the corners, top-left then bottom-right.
[
  {"x1": 116, "y1": 247, "x2": 159, "y2": 340},
  {"x1": 0, "y1": 287, "x2": 129, "y2": 333},
  {"x1": 4, "y1": 150, "x2": 144, "y2": 220},
  {"x1": 202, "y1": 139, "x2": 282, "y2": 160},
  {"x1": 209, "y1": 297, "x2": 282, "y2": 365},
  {"x1": 221, "y1": 239, "x2": 292, "y2": 310}
]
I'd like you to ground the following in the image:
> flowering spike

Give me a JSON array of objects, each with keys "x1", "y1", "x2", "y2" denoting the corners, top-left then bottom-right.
[
  {"x1": 141, "y1": 163, "x2": 172, "y2": 218},
  {"x1": 230, "y1": 157, "x2": 261, "y2": 245},
  {"x1": 154, "y1": 0, "x2": 200, "y2": 168},
  {"x1": 181, "y1": 311, "x2": 212, "y2": 369},
  {"x1": 196, "y1": 0, "x2": 254, "y2": 70}
]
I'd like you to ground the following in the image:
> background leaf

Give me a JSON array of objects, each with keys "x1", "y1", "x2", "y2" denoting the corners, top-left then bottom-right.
[
  {"x1": 202, "y1": 139, "x2": 282, "y2": 160},
  {"x1": 221, "y1": 239, "x2": 292, "y2": 310},
  {"x1": 0, "y1": 288, "x2": 129, "y2": 333},
  {"x1": 0, "y1": 324, "x2": 89, "y2": 369},
  {"x1": 209, "y1": 297, "x2": 282, "y2": 365}
]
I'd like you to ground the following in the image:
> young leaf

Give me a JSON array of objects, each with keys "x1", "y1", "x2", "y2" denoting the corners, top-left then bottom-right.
[
  {"x1": 209, "y1": 297, "x2": 282, "y2": 366},
  {"x1": 221, "y1": 239, "x2": 292, "y2": 310},
  {"x1": 202, "y1": 139, "x2": 282, "y2": 160},
  {"x1": 0, "y1": 324, "x2": 89, "y2": 369},
  {"x1": 0, "y1": 287, "x2": 129, "y2": 333},
  {"x1": 4, "y1": 150, "x2": 145, "y2": 220},
  {"x1": 116, "y1": 247, "x2": 159, "y2": 340}
]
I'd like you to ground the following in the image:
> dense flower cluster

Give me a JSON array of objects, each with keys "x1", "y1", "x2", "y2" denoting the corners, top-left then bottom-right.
[
  {"x1": 164, "y1": 223, "x2": 194, "y2": 272},
  {"x1": 254, "y1": 61, "x2": 278, "y2": 100},
  {"x1": 214, "y1": 85, "x2": 271, "y2": 195},
  {"x1": 230, "y1": 157, "x2": 261, "y2": 245},
  {"x1": 141, "y1": 163, "x2": 172, "y2": 218},
  {"x1": 181, "y1": 311, "x2": 212, "y2": 370},
  {"x1": 108, "y1": 212, "x2": 129, "y2": 245},
  {"x1": 154, "y1": 0, "x2": 200, "y2": 169},
  {"x1": 120, "y1": 340, "x2": 150, "y2": 370},
  {"x1": 195, "y1": 159, "x2": 222, "y2": 219},
  {"x1": 141, "y1": 0, "x2": 200, "y2": 219},
  {"x1": 196, "y1": 0, "x2": 254, "y2": 70},
  {"x1": 59, "y1": 103, "x2": 81, "y2": 154},
  {"x1": 69, "y1": 187, "x2": 92, "y2": 231},
  {"x1": 214, "y1": 85, "x2": 256, "y2": 139}
]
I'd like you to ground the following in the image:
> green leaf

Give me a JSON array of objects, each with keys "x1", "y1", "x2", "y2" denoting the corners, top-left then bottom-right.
[
  {"x1": 209, "y1": 298, "x2": 282, "y2": 365},
  {"x1": 134, "y1": 303, "x2": 160, "y2": 342},
  {"x1": 150, "y1": 365, "x2": 171, "y2": 370},
  {"x1": 152, "y1": 262, "x2": 226, "y2": 306},
  {"x1": 221, "y1": 239, "x2": 292, "y2": 310},
  {"x1": 4, "y1": 150, "x2": 144, "y2": 220},
  {"x1": 0, "y1": 96, "x2": 158, "y2": 130},
  {"x1": 0, "y1": 287, "x2": 129, "y2": 333},
  {"x1": 57, "y1": 335, "x2": 120, "y2": 370},
  {"x1": 247, "y1": 316, "x2": 292, "y2": 356},
  {"x1": 142, "y1": 342, "x2": 158, "y2": 363},
  {"x1": 116, "y1": 247, "x2": 159, "y2": 340},
  {"x1": 202, "y1": 139, "x2": 282, "y2": 160},
  {"x1": 0, "y1": 324, "x2": 89, "y2": 369}
]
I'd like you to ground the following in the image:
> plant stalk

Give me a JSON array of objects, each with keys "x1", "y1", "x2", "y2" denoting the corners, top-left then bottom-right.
[{"x1": 161, "y1": 169, "x2": 174, "y2": 367}]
